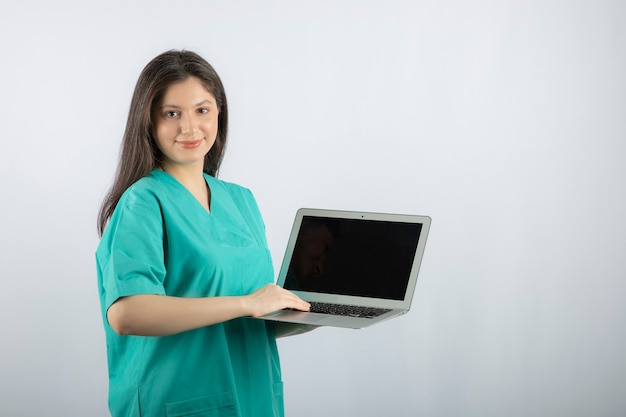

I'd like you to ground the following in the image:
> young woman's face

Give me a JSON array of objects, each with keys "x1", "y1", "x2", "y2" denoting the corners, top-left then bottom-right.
[{"x1": 153, "y1": 76, "x2": 219, "y2": 171}]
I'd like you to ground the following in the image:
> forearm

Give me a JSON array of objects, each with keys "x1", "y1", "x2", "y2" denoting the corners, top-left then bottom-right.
[{"x1": 107, "y1": 294, "x2": 250, "y2": 337}]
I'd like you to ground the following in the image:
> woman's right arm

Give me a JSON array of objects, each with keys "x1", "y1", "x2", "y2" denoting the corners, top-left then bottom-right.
[{"x1": 107, "y1": 283, "x2": 310, "y2": 337}]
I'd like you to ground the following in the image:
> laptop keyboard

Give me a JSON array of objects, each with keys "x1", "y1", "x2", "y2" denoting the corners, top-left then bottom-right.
[{"x1": 309, "y1": 302, "x2": 392, "y2": 319}]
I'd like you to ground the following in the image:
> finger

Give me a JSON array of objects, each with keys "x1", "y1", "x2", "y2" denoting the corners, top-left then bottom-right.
[{"x1": 289, "y1": 297, "x2": 311, "y2": 312}]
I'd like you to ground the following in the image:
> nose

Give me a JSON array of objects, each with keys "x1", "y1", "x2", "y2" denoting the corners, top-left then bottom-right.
[{"x1": 180, "y1": 113, "x2": 197, "y2": 136}]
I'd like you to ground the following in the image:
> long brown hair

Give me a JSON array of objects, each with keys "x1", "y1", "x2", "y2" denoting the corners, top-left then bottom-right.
[{"x1": 97, "y1": 50, "x2": 229, "y2": 236}]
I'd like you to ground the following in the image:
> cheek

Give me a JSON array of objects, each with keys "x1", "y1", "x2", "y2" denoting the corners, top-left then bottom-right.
[
  {"x1": 205, "y1": 114, "x2": 219, "y2": 133},
  {"x1": 153, "y1": 130, "x2": 172, "y2": 154},
  {"x1": 152, "y1": 129, "x2": 165, "y2": 149},
  {"x1": 154, "y1": 122, "x2": 176, "y2": 144}
]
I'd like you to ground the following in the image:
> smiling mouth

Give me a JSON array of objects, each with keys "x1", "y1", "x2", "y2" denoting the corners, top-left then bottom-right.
[{"x1": 177, "y1": 139, "x2": 203, "y2": 149}]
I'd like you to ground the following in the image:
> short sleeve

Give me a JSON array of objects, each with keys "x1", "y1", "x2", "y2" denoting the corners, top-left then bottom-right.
[{"x1": 96, "y1": 192, "x2": 167, "y2": 312}]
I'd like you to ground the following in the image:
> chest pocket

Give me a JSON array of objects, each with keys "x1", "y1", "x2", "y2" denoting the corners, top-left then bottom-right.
[{"x1": 222, "y1": 184, "x2": 268, "y2": 248}]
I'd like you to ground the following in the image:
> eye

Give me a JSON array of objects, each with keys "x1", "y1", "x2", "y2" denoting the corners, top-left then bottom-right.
[
  {"x1": 164, "y1": 110, "x2": 179, "y2": 118},
  {"x1": 197, "y1": 107, "x2": 209, "y2": 114}
]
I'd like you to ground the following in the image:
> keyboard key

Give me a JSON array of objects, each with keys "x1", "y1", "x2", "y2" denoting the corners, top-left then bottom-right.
[{"x1": 309, "y1": 302, "x2": 391, "y2": 319}]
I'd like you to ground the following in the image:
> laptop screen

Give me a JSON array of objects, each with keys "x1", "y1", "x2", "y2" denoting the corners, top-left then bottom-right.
[{"x1": 283, "y1": 215, "x2": 423, "y2": 301}]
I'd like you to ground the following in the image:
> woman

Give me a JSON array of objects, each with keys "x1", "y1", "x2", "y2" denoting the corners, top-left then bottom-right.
[{"x1": 96, "y1": 50, "x2": 310, "y2": 417}]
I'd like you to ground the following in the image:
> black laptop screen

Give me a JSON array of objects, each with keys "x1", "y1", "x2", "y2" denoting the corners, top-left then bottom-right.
[{"x1": 283, "y1": 216, "x2": 422, "y2": 300}]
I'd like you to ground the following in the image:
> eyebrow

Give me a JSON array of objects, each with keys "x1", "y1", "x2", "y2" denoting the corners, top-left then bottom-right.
[{"x1": 159, "y1": 99, "x2": 216, "y2": 109}]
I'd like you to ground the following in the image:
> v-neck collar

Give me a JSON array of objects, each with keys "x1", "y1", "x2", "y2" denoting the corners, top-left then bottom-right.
[
  {"x1": 148, "y1": 169, "x2": 262, "y2": 247},
  {"x1": 152, "y1": 169, "x2": 214, "y2": 217}
]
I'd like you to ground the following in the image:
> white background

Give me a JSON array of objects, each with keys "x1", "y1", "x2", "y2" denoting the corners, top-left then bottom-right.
[{"x1": 1, "y1": 1, "x2": 625, "y2": 416}]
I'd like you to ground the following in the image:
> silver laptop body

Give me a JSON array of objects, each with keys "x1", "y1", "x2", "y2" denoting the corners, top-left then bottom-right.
[{"x1": 259, "y1": 208, "x2": 431, "y2": 329}]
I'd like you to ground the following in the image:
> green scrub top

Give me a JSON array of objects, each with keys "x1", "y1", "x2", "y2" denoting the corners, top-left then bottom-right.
[{"x1": 96, "y1": 170, "x2": 283, "y2": 417}]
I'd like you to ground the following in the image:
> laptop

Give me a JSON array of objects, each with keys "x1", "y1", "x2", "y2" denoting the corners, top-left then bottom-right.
[{"x1": 259, "y1": 208, "x2": 431, "y2": 329}]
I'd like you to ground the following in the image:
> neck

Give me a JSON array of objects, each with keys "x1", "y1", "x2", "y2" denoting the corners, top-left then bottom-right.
[{"x1": 161, "y1": 161, "x2": 205, "y2": 187}]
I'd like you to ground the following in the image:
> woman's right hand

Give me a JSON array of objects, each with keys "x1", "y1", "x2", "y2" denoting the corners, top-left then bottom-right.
[{"x1": 245, "y1": 284, "x2": 310, "y2": 318}]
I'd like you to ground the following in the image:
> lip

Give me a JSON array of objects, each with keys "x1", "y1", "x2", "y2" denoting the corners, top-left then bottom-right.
[{"x1": 177, "y1": 139, "x2": 203, "y2": 149}]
